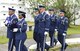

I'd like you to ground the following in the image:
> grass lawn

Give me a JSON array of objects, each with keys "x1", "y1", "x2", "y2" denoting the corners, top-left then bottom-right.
[
  {"x1": 67, "y1": 25, "x2": 80, "y2": 35},
  {"x1": 0, "y1": 36, "x2": 8, "y2": 44},
  {"x1": 27, "y1": 21, "x2": 34, "y2": 26},
  {"x1": 27, "y1": 31, "x2": 33, "y2": 39}
]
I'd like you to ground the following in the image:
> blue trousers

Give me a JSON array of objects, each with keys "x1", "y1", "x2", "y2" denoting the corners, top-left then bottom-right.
[
  {"x1": 15, "y1": 40, "x2": 27, "y2": 51},
  {"x1": 58, "y1": 34, "x2": 67, "y2": 51},
  {"x1": 36, "y1": 42, "x2": 40, "y2": 50},
  {"x1": 38, "y1": 33, "x2": 50, "y2": 51},
  {"x1": 49, "y1": 30, "x2": 57, "y2": 47},
  {"x1": 33, "y1": 31, "x2": 40, "y2": 50},
  {"x1": 8, "y1": 38, "x2": 15, "y2": 51}
]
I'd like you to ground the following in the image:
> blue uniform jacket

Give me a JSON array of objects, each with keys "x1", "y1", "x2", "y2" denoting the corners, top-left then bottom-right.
[
  {"x1": 49, "y1": 14, "x2": 57, "y2": 31},
  {"x1": 15, "y1": 18, "x2": 27, "y2": 40},
  {"x1": 5, "y1": 14, "x2": 18, "y2": 38},
  {"x1": 33, "y1": 15, "x2": 39, "y2": 41},
  {"x1": 57, "y1": 17, "x2": 68, "y2": 34},
  {"x1": 38, "y1": 12, "x2": 50, "y2": 35},
  {"x1": 34, "y1": 15, "x2": 39, "y2": 32}
]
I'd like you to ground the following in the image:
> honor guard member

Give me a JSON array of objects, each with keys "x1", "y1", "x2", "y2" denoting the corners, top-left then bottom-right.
[
  {"x1": 13, "y1": 11, "x2": 27, "y2": 51},
  {"x1": 57, "y1": 10, "x2": 68, "y2": 51},
  {"x1": 4, "y1": 8, "x2": 18, "y2": 51},
  {"x1": 38, "y1": 5, "x2": 50, "y2": 51},
  {"x1": 48, "y1": 8, "x2": 58, "y2": 47},
  {"x1": 33, "y1": 8, "x2": 40, "y2": 51}
]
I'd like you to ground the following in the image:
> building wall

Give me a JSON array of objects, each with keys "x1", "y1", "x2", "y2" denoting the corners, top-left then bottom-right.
[{"x1": 0, "y1": 0, "x2": 34, "y2": 27}]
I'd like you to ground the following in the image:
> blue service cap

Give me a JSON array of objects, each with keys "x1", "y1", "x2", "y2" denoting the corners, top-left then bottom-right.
[
  {"x1": 8, "y1": 8, "x2": 15, "y2": 11},
  {"x1": 38, "y1": 5, "x2": 45, "y2": 8},
  {"x1": 18, "y1": 11, "x2": 26, "y2": 18},
  {"x1": 18, "y1": 11, "x2": 26, "y2": 14},
  {"x1": 60, "y1": 10, "x2": 66, "y2": 13},
  {"x1": 34, "y1": 8, "x2": 39, "y2": 11},
  {"x1": 49, "y1": 8, "x2": 54, "y2": 11}
]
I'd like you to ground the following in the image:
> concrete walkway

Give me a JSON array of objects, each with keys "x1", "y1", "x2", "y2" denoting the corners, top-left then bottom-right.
[{"x1": 29, "y1": 38, "x2": 80, "y2": 51}]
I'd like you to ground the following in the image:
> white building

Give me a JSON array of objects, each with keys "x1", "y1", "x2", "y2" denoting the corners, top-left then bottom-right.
[{"x1": 0, "y1": 0, "x2": 34, "y2": 27}]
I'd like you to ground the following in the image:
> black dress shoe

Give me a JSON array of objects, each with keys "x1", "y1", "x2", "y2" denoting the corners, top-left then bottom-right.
[
  {"x1": 46, "y1": 46, "x2": 51, "y2": 51},
  {"x1": 46, "y1": 48, "x2": 49, "y2": 51},
  {"x1": 64, "y1": 44, "x2": 68, "y2": 50},
  {"x1": 54, "y1": 40, "x2": 58, "y2": 46}
]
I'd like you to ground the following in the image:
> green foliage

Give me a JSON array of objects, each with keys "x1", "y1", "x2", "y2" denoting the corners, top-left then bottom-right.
[{"x1": 27, "y1": 0, "x2": 80, "y2": 26}]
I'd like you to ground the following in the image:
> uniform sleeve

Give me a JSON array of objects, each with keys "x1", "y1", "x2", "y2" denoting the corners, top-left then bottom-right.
[
  {"x1": 20, "y1": 21, "x2": 27, "y2": 32},
  {"x1": 34, "y1": 16, "x2": 38, "y2": 24},
  {"x1": 64, "y1": 17, "x2": 68, "y2": 33},
  {"x1": 45, "y1": 14, "x2": 50, "y2": 32},
  {"x1": 56, "y1": 17, "x2": 60, "y2": 31},
  {"x1": 4, "y1": 17, "x2": 8, "y2": 23},
  {"x1": 4, "y1": 17, "x2": 8, "y2": 26},
  {"x1": 55, "y1": 15, "x2": 58, "y2": 29},
  {"x1": 4, "y1": 17, "x2": 10, "y2": 27}
]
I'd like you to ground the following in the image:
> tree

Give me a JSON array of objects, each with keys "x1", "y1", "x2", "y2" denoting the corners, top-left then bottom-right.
[{"x1": 27, "y1": 0, "x2": 80, "y2": 26}]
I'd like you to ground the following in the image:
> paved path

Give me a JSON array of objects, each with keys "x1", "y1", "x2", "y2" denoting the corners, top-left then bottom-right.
[
  {"x1": 65, "y1": 47, "x2": 80, "y2": 51},
  {"x1": 0, "y1": 44, "x2": 7, "y2": 51},
  {"x1": 50, "y1": 47, "x2": 80, "y2": 51},
  {"x1": 0, "y1": 27, "x2": 7, "y2": 36},
  {"x1": 29, "y1": 38, "x2": 80, "y2": 51}
]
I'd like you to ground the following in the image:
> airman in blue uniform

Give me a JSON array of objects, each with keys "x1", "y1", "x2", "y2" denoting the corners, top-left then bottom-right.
[
  {"x1": 33, "y1": 8, "x2": 40, "y2": 51},
  {"x1": 38, "y1": 5, "x2": 50, "y2": 51},
  {"x1": 57, "y1": 10, "x2": 68, "y2": 51},
  {"x1": 13, "y1": 11, "x2": 27, "y2": 51},
  {"x1": 4, "y1": 8, "x2": 18, "y2": 51},
  {"x1": 48, "y1": 8, "x2": 58, "y2": 47}
]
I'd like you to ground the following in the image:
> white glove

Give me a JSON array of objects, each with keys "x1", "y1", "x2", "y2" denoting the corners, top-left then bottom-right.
[
  {"x1": 13, "y1": 28, "x2": 18, "y2": 32},
  {"x1": 55, "y1": 29, "x2": 57, "y2": 32},
  {"x1": 63, "y1": 33, "x2": 66, "y2": 36},
  {"x1": 5, "y1": 20, "x2": 8, "y2": 25},
  {"x1": 44, "y1": 32, "x2": 48, "y2": 36}
]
